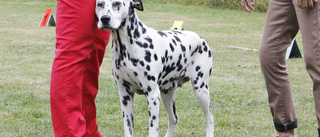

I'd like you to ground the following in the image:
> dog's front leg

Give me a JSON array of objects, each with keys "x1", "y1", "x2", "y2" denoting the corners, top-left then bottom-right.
[
  {"x1": 146, "y1": 89, "x2": 161, "y2": 137},
  {"x1": 118, "y1": 86, "x2": 135, "y2": 137}
]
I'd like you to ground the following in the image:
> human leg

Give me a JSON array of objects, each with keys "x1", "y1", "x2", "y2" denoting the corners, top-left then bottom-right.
[
  {"x1": 81, "y1": 28, "x2": 110, "y2": 137},
  {"x1": 293, "y1": 0, "x2": 320, "y2": 132},
  {"x1": 50, "y1": 0, "x2": 108, "y2": 136},
  {"x1": 259, "y1": 0, "x2": 299, "y2": 132}
]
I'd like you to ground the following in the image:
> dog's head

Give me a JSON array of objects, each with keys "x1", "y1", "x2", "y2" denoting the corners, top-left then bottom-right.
[{"x1": 96, "y1": 0, "x2": 143, "y2": 30}]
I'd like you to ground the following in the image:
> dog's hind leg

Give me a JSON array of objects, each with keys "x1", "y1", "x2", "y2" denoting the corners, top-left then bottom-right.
[
  {"x1": 191, "y1": 68, "x2": 214, "y2": 136},
  {"x1": 118, "y1": 86, "x2": 135, "y2": 137},
  {"x1": 193, "y1": 85, "x2": 214, "y2": 137},
  {"x1": 160, "y1": 87, "x2": 179, "y2": 137},
  {"x1": 192, "y1": 79, "x2": 214, "y2": 137}
]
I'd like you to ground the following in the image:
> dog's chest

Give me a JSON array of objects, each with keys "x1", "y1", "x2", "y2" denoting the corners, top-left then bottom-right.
[{"x1": 111, "y1": 33, "x2": 193, "y2": 93}]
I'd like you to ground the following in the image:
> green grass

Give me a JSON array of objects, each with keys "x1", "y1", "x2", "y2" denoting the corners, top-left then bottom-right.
[{"x1": 0, "y1": 0, "x2": 317, "y2": 136}]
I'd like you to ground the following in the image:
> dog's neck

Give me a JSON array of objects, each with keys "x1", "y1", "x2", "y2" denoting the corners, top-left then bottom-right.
[{"x1": 111, "y1": 8, "x2": 149, "y2": 68}]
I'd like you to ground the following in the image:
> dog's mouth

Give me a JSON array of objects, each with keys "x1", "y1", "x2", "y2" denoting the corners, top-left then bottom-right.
[{"x1": 99, "y1": 25, "x2": 114, "y2": 31}]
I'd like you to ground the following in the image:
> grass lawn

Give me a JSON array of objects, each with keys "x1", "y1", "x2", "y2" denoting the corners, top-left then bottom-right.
[{"x1": 0, "y1": 0, "x2": 318, "y2": 136}]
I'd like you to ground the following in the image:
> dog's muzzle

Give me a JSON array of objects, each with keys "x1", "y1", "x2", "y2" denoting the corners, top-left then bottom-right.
[{"x1": 99, "y1": 15, "x2": 113, "y2": 30}]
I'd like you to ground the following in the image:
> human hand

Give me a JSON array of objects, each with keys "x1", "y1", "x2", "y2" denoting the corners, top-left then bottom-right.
[
  {"x1": 241, "y1": 0, "x2": 255, "y2": 13},
  {"x1": 298, "y1": 0, "x2": 317, "y2": 9}
]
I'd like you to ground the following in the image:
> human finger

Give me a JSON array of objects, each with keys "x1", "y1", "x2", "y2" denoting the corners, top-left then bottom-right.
[
  {"x1": 299, "y1": 0, "x2": 308, "y2": 9},
  {"x1": 308, "y1": 0, "x2": 314, "y2": 8}
]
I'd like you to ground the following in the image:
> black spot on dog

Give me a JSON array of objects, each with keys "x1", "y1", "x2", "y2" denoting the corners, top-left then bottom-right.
[
  {"x1": 191, "y1": 46, "x2": 199, "y2": 56},
  {"x1": 138, "y1": 21, "x2": 146, "y2": 34},
  {"x1": 157, "y1": 31, "x2": 167, "y2": 37},
  {"x1": 122, "y1": 95, "x2": 131, "y2": 106},
  {"x1": 194, "y1": 80, "x2": 198, "y2": 85},
  {"x1": 144, "y1": 71, "x2": 148, "y2": 76},
  {"x1": 180, "y1": 44, "x2": 186, "y2": 52},
  {"x1": 174, "y1": 35, "x2": 181, "y2": 42},
  {"x1": 203, "y1": 45, "x2": 208, "y2": 52},
  {"x1": 144, "y1": 50, "x2": 151, "y2": 62},
  {"x1": 176, "y1": 65, "x2": 183, "y2": 71},
  {"x1": 134, "y1": 71, "x2": 138, "y2": 76},
  {"x1": 197, "y1": 71, "x2": 204, "y2": 78},
  {"x1": 149, "y1": 44, "x2": 154, "y2": 49},
  {"x1": 144, "y1": 37, "x2": 152, "y2": 43},
  {"x1": 198, "y1": 45, "x2": 203, "y2": 54},
  {"x1": 150, "y1": 120, "x2": 154, "y2": 127},
  {"x1": 139, "y1": 61, "x2": 145, "y2": 66},
  {"x1": 115, "y1": 59, "x2": 121, "y2": 69},
  {"x1": 172, "y1": 39, "x2": 177, "y2": 45},
  {"x1": 146, "y1": 65, "x2": 150, "y2": 71},
  {"x1": 161, "y1": 57, "x2": 165, "y2": 63},
  {"x1": 136, "y1": 41, "x2": 148, "y2": 48},
  {"x1": 157, "y1": 80, "x2": 162, "y2": 86},
  {"x1": 131, "y1": 58, "x2": 139, "y2": 66},
  {"x1": 200, "y1": 82, "x2": 205, "y2": 88},
  {"x1": 202, "y1": 41, "x2": 206, "y2": 46},
  {"x1": 133, "y1": 28, "x2": 140, "y2": 38},
  {"x1": 147, "y1": 75, "x2": 156, "y2": 81},
  {"x1": 131, "y1": 114, "x2": 134, "y2": 126},
  {"x1": 154, "y1": 54, "x2": 158, "y2": 61},
  {"x1": 123, "y1": 80, "x2": 131, "y2": 89},
  {"x1": 137, "y1": 89, "x2": 144, "y2": 94},
  {"x1": 162, "y1": 80, "x2": 169, "y2": 85},
  {"x1": 173, "y1": 102, "x2": 178, "y2": 123},
  {"x1": 153, "y1": 101, "x2": 157, "y2": 106},
  {"x1": 147, "y1": 86, "x2": 152, "y2": 92},
  {"x1": 208, "y1": 50, "x2": 212, "y2": 57},
  {"x1": 169, "y1": 43, "x2": 174, "y2": 52},
  {"x1": 126, "y1": 26, "x2": 134, "y2": 44},
  {"x1": 196, "y1": 66, "x2": 201, "y2": 71},
  {"x1": 171, "y1": 82, "x2": 176, "y2": 88},
  {"x1": 127, "y1": 117, "x2": 131, "y2": 127},
  {"x1": 177, "y1": 55, "x2": 182, "y2": 65}
]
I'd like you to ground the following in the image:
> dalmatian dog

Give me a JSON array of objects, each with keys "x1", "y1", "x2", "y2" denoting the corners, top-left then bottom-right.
[{"x1": 96, "y1": 0, "x2": 214, "y2": 136}]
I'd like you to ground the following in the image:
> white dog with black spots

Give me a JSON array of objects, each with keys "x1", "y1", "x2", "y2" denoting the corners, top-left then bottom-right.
[{"x1": 96, "y1": 0, "x2": 214, "y2": 136}]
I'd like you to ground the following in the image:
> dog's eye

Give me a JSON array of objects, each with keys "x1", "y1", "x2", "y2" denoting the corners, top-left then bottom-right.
[
  {"x1": 112, "y1": 1, "x2": 122, "y2": 7},
  {"x1": 97, "y1": 1, "x2": 105, "y2": 8}
]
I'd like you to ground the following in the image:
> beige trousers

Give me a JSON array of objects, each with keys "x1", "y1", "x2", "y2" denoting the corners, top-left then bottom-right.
[{"x1": 259, "y1": 0, "x2": 320, "y2": 132}]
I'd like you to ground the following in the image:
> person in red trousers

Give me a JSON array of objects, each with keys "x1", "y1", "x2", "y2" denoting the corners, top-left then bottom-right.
[{"x1": 50, "y1": 0, "x2": 111, "y2": 136}]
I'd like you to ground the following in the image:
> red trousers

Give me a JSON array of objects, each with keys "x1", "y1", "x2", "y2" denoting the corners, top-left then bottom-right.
[{"x1": 50, "y1": 0, "x2": 111, "y2": 136}]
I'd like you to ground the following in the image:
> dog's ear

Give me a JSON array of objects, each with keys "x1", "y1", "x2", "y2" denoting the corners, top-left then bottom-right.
[{"x1": 132, "y1": 0, "x2": 143, "y2": 11}]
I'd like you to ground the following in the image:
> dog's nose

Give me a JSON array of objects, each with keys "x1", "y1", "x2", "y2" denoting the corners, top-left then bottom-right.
[{"x1": 100, "y1": 15, "x2": 111, "y2": 24}]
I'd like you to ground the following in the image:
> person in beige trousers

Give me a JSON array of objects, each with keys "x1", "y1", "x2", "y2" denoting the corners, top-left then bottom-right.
[{"x1": 242, "y1": 0, "x2": 319, "y2": 136}]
